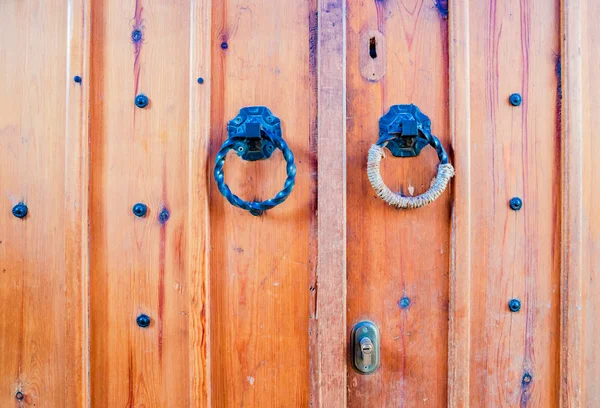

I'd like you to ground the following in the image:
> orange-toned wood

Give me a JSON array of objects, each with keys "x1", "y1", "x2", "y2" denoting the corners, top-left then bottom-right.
[
  {"x1": 209, "y1": 0, "x2": 316, "y2": 406},
  {"x1": 89, "y1": 1, "x2": 208, "y2": 406},
  {"x1": 0, "y1": 0, "x2": 90, "y2": 406},
  {"x1": 346, "y1": 0, "x2": 452, "y2": 406},
  {"x1": 313, "y1": 0, "x2": 347, "y2": 407},
  {"x1": 451, "y1": 0, "x2": 561, "y2": 406},
  {"x1": 448, "y1": 0, "x2": 472, "y2": 406},
  {"x1": 578, "y1": 0, "x2": 600, "y2": 404},
  {"x1": 189, "y1": 1, "x2": 213, "y2": 406},
  {"x1": 559, "y1": 0, "x2": 598, "y2": 406}
]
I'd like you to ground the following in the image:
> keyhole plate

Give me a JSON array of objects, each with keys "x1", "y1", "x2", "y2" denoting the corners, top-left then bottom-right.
[
  {"x1": 359, "y1": 30, "x2": 386, "y2": 82},
  {"x1": 351, "y1": 321, "x2": 380, "y2": 374}
]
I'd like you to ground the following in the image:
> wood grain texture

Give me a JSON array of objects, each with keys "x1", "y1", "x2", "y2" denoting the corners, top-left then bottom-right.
[
  {"x1": 346, "y1": 0, "x2": 452, "y2": 406},
  {"x1": 448, "y1": 0, "x2": 472, "y2": 406},
  {"x1": 559, "y1": 0, "x2": 584, "y2": 406},
  {"x1": 189, "y1": 0, "x2": 212, "y2": 406},
  {"x1": 579, "y1": 0, "x2": 600, "y2": 404},
  {"x1": 460, "y1": 0, "x2": 561, "y2": 406},
  {"x1": 0, "y1": 0, "x2": 90, "y2": 406},
  {"x1": 89, "y1": 1, "x2": 207, "y2": 406},
  {"x1": 314, "y1": 0, "x2": 347, "y2": 407},
  {"x1": 209, "y1": 0, "x2": 316, "y2": 406}
]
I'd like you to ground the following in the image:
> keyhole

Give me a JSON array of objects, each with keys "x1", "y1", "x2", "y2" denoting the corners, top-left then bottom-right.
[{"x1": 369, "y1": 37, "x2": 377, "y2": 59}]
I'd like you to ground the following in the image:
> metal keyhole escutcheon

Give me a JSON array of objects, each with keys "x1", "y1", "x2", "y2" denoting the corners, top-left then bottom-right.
[
  {"x1": 351, "y1": 321, "x2": 380, "y2": 374},
  {"x1": 213, "y1": 106, "x2": 296, "y2": 216}
]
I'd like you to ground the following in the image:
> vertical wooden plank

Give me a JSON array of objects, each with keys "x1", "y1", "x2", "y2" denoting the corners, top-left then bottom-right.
[
  {"x1": 209, "y1": 1, "x2": 316, "y2": 406},
  {"x1": 448, "y1": 0, "x2": 472, "y2": 406},
  {"x1": 454, "y1": 0, "x2": 561, "y2": 406},
  {"x1": 579, "y1": 0, "x2": 600, "y2": 403},
  {"x1": 315, "y1": 0, "x2": 347, "y2": 406},
  {"x1": 346, "y1": 1, "x2": 451, "y2": 406},
  {"x1": 559, "y1": 0, "x2": 583, "y2": 405},
  {"x1": 89, "y1": 1, "x2": 205, "y2": 406},
  {"x1": 189, "y1": 0, "x2": 212, "y2": 406},
  {"x1": 65, "y1": 1, "x2": 92, "y2": 406},
  {"x1": 0, "y1": 0, "x2": 90, "y2": 406}
]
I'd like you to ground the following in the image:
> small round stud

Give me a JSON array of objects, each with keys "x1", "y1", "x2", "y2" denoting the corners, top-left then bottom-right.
[
  {"x1": 136, "y1": 314, "x2": 151, "y2": 328},
  {"x1": 508, "y1": 298, "x2": 521, "y2": 312},
  {"x1": 132, "y1": 203, "x2": 147, "y2": 218},
  {"x1": 74, "y1": 75, "x2": 82, "y2": 83},
  {"x1": 509, "y1": 93, "x2": 522, "y2": 106},
  {"x1": 522, "y1": 373, "x2": 532, "y2": 384},
  {"x1": 398, "y1": 297, "x2": 411, "y2": 309},
  {"x1": 509, "y1": 197, "x2": 523, "y2": 211},
  {"x1": 131, "y1": 29, "x2": 143, "y2": 42},
  {"x1": 12, "y1": 203, "x2": 28, "y2": 219},
  {"x1": 197, "y1": 77, "x2": 204, "y2": 84},
  {"x1": 135, "y1": 94, "x2": 149, "y2": 109},
  {"x1": 15, "y1": 391, "x2": 24, "y2": 401},
  {"x1": 220, "y1": 41, "x2": 228, "y2": 50},
  {"x1": 158, "y1": 208, "x2": 170, "y2": 223}
]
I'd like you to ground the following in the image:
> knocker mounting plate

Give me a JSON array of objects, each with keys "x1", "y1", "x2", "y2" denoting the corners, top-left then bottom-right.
[
  {"x1": 378, "y1": 104, "x2": 432, "y2": 158},
  {"x1": 227, "y1": 106, "x2": 281, "y2": 161}
]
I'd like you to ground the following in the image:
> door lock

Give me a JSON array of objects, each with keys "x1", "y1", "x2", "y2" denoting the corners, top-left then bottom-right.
[{"x1": 351, "y1": 321, "x2": 380, "y2": 374}]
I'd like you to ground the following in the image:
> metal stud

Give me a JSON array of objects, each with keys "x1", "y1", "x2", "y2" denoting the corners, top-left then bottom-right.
[
  {"x1": 15, "y1": 392, "x2": 24, "y2": 401},
  {"x1": 220, "y1": 41, "x2": 228, "y2": 50},
  {"x1": 197, "y1": 77, "x2": 204, "y2": 84},
  {"x1": 398, "y1": 297, "x2": 411, "y2": 309},
  {"x1": 509, "y1": 93, "x2": 522, "y2": 106},
  {"x1": 132, "y1": 203, "x2": 147, "y2": 218},
  {"x1": 158, "y1": 208, "x2": 170, "y2": 224},
  {"x1": 522, "y1": 373, "x2": 532, "y2": 384},
  {"x1": 135, "y1": 94, "x2": 149, "y2": 109},
  {"x1": 509, "y1": 197, "x2": 523, "y2": 211},
  {"x1": 74, "y1": 75, "x2": 82, "y2": 83},
  {"x1": 12, "y1": 203, "x2": 28, "y2": 219},
  {"x1": 131, "y1": 29, "x2": 142, "y2": 42},
  {"x1": 136, "y1": 314, "x2": 151, "y2": 328},
  {"x1": 508, "y1": 298, "x2": 521, "y2": 312}
]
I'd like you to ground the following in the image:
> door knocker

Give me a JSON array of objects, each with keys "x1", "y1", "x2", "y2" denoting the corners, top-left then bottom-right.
[
  {"x1": 213, "y1": 106, "x2": 296, "y2": 216},
  {"x1": 367, "y1": 104, "x2": 454, "y2": 209}
]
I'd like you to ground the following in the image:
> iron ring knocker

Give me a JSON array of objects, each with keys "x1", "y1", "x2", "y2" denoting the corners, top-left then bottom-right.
[
  {"x1": 214, "y1": 106, "x2": 296, "y2": 216},
  {"x1": 367, "y1": 104, "x2": 455, "y2": 209}
]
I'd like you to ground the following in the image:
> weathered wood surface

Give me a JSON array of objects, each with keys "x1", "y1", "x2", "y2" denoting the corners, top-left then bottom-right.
[
  {"x1": 448, "y1": 0, "x2": 472, "y2": 406},
  {"x1": 314, "y1": 0, "x2": 347, "y2": 407},
  {"x1": 578, "y1": 0, "x2": 600, "y2": 403},
  {"x1": 577, "y1": 0, "x2": 600, "y2": 404},
  {"x1": 1, "y1": 1, "x2": 600, "y2": 407},
  {"x1": 451, "y1": 0, "x2": 561, "y2": 406},
  {"x1": 346, "y1": 0, "x2": 452, "y2": 406},
  {"x1": 89, "y1": 1, "x2": 208, "y2": 406},
  {"x1": 0, "y1": 0, "x2": 90, "y2": 406},
  {"x1": 209, "y1": 0, "x2": 316, "y2": 406}
]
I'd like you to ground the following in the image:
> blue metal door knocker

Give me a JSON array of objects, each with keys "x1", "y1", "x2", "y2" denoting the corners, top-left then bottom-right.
[
  {"x1": 367, "y1": 104, "x2": 455, "y2": 209},
  {"x1": 214, "y1": 106, "x2": 296, "y2": 216}
]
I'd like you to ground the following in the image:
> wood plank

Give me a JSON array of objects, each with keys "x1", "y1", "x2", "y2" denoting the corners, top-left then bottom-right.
[
  {"x1": 448, "y1": 0, "x2": 472, "y2": 406},
  {"x1": 314, "y1": 0, "x2": 347, "y2": 406},
  {"x1": 559, "y1": 0, "x2": 583, "y2": 405},
  {"x1": 89, "y1": 1, "x2": 205, "y2": 406},
  {"x1": 346, "y1": 1, "x2": 452, "y2": 406},
  {"x1": 461, "y1": 0, "x2": 561, "y2": 406},
  {"x1": 189, "y1": 0, "x2": 212, "y2": 406},
  {"x1": 579, "y1": 0, "x2": 600, "y2": 403},
  {"x1": 208, "y1": 1, "x2": 316, "y2": 406},
  {"x1": 0, "y1": 0, "x2": 90, "y2": 406}
]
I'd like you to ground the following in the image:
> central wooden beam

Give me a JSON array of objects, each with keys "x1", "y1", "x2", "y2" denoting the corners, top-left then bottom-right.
[{"x1": 314, "y1": 0, "x2": 347, "y2": 406}]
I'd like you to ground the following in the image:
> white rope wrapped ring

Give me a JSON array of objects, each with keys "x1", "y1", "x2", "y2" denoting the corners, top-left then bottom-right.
[{"x1": 367, "y1": 142, "x2": 454, "y2": 209}]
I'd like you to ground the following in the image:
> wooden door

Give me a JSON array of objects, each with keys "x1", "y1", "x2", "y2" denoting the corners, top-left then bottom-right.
[{"x1": 0, "y1": 1, "x2": 598, "y2": 407}]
